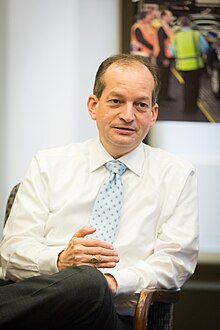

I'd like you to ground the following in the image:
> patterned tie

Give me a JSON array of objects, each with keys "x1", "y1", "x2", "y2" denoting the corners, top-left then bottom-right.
[{"x1": 88, "y1": 160, "x2": 127, "y2": 244}]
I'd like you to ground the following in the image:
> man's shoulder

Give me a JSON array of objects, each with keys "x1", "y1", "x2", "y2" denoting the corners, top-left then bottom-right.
[
  {"x1": 144, "y1": 144, "x2": 195, "y2": 172},
  {"x1": 37, "y1": 139, "x2": 94, "y2": 156},
  {"x1": 34, "y1": 138, "x2": 96, "y2": 164}
]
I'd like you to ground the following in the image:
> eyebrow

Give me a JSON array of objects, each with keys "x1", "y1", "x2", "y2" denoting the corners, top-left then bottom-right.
[
  {"x1": 107, "y1": 91, "x2": 151, "y2": 102},
  {"x1": 107, "y1": 92, "x2": 124, "y2": 98}
]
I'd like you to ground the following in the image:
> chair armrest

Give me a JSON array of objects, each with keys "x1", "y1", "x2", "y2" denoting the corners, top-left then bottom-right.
[{"x1": 134, "y1": 288, "x2": 180, "y2": 330}]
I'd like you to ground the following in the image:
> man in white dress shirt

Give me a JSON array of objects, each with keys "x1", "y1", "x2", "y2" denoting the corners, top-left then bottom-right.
[{"x1": 0, "y1": 54, "x2": 198, "y2": 329}]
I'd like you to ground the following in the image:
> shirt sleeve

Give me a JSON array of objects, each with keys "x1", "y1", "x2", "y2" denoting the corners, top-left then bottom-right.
[
  {"x1": 199, "y1": 34, "x2": 209, "y2": 54},
  {"x1": 105, "y1": 169, "x2": 199, "y2": 295},
  {"x1": 0, "y1": 155, "x2": 65, "y2": 281}
]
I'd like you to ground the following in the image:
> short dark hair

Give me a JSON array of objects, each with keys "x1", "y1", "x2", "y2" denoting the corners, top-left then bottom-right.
[
  {"x1": 138, "y1": 11, "x2": 148, "y2": 20},
  {"x1": 93, "y1": 54, "x2": 159, "y2": 105},
  {"x1": 161, "y1": 9, "x2": 172, "y2": 18},
  {"x1": 177, "y1": 15, "x2": 191, "y2": 27}
]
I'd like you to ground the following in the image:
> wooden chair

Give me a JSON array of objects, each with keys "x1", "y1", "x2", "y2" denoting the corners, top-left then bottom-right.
[
  {"x1": 134, "y1": 288, "x2": 180, "y2": 330},
  {"x1": 4, "y1": 184, "x2": 180, "y2": 329}
]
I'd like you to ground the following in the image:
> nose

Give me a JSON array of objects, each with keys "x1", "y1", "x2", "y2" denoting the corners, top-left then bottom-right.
[{"x1": 119, "y1": 103, "x2": 135, "y2": 122}]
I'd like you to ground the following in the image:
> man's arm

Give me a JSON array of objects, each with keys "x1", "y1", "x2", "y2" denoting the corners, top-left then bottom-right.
[
  {"x1": 105, "y1": 170, "x2": 199, "y2": 295},
  {"x1": 157, "y1": 27, "x2": 166, "y2": 56},
  {"x1": 199, "y1": 33, "x2": 209, "y2": 54},
  {"x1": 0, "y1": 155, "x2": 119, "y2": 282},
  {"x1": 135, "y1": 28, "x2": 154, "y2": 50}
]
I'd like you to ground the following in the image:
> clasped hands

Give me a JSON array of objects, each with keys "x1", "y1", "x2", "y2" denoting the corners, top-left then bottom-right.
[{"x1": 57, "y1": 226, "x2": 119, "y2": 294}]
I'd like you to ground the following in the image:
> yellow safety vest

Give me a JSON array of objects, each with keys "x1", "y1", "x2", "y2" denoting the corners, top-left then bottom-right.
[{"x1": 173, "y1": 29, "x2": 205, "y2": 71}]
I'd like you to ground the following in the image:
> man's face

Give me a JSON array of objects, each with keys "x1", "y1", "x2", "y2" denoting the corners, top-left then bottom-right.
[
  {"x1": 143, "y1": 13, "x2": 151, "y2": 23},
  {"x1": 88, "y1": 62, "x2": 158, "y2": 158},
  {"x1": 165, "y1": 11, "x2": 173, "y2": 24}
]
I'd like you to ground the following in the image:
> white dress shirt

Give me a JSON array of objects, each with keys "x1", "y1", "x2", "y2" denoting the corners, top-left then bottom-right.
[{"x1": 0, "y1": 137, "x2": 199, "y2": 315}]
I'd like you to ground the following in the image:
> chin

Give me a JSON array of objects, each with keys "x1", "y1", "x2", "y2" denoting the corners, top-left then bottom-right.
[
  {"x1": 113, "y1": 139, "x2": 139, "y2": 152},
  {"x1": 119, "y1": 135, "x2": 141, "y2": 145}
]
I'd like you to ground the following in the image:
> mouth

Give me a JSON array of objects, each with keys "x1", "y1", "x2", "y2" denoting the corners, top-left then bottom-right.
[{"x1": 112, "y1": 126, "x2": 137, "y2": 134}]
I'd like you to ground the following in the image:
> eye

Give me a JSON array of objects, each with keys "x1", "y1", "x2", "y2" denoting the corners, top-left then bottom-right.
[
  {"x1": 135, "y1": 102, "x2": 149, "y2": 112},
  {"x1": 108, "y1": 99, "x2": 122, "y2": 107}
]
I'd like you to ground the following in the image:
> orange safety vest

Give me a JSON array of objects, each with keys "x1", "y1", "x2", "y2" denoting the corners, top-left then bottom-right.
[{"x1": 130, "y1": 21, "x2": 159, "y2": 57}]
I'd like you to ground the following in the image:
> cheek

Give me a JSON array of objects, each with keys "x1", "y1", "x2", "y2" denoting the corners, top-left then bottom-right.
[
  {"x1": 143, "y1": 111, "x2": 156, "y2": 128},
  {"x1": 97, "y1": 108, "x2": 114, "y2": 123},
  {"x1": 95, "y1": 111, "x2": 110, "y2": 129},
  {"x1": 138, "y1": 115, "x2": 152, "y2": 128}
]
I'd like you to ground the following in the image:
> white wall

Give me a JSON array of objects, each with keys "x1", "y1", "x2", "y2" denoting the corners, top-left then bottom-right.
[
  {"x1": 0, "y1": 0, "x2": 120, "y2": 234},
  {"x1": 0, "y1": 0, "x2": 7, "y2": 223},
  {"x1": 149, "y1": 121, "x2": 220, "y2": 262}
]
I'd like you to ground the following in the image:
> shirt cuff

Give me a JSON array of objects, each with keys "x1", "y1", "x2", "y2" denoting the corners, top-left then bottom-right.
[
  {"x1": 104, "y1": 267, "x2": 157, "y2": 295},
  {"x1": 38, "y1": 246, "x2": 65, "y2": 274}
]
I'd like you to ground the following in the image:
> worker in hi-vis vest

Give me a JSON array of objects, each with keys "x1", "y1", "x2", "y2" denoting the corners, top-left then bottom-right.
[
  {"x1": 130, "y1": 10, "x2": 159, "y2": 63},
  {"x1": 156, "y1": 9, "x2": 175, "y2": 103},
  {"x1": 171, "y1": 16, "x2": 208, "y2": 113}
]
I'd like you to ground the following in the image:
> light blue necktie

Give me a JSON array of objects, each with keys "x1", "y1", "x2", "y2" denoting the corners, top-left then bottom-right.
[{"x1": 88, "y1": 160, "x2": 127, "y2": 244}]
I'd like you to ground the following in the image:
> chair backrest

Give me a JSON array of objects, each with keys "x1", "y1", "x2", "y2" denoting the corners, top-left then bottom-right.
[
  {"x1": 134, "y1": 288, "x2": 180, "y2": 330},
  {"x1": 4, "y1": 183, "x2": 20, "y2": 225},
  {"x1": 148, "y1": 302, "x2": 174, "y2": 329}
]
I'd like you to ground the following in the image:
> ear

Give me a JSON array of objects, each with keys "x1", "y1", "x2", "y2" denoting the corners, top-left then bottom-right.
[
  {"x1": 87, "y1": 94, "x2": 98, "y2": 120},
  {"x1": 150, "y1": 103, "x2": 158, "y2": 128}
]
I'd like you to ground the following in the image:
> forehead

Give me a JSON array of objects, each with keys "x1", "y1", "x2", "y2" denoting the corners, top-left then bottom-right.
[{"x1": 102, "y1": 62, "x2": 155, "y2": 95}]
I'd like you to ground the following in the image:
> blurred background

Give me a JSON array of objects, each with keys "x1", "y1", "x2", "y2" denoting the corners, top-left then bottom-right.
[
  {"x1": 123, "y1": 0, "x2": 220, "y2": 122},
  {"x1": 0, "y1": 1, "x2": 219, "y2": 328}
]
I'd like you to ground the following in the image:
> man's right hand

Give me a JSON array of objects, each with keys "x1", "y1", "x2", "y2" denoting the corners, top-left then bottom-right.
[{"x1": 57, "y1": 226, "x2": 119, "y2": 271}]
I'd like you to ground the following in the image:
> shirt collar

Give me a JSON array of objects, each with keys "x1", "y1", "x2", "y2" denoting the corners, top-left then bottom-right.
[
  {"x1": 89, "y1": 137, "x2": 145, "y2": 176},
  {"x1": 182, "y1": 27, "x2": 191, "y2": 31}
]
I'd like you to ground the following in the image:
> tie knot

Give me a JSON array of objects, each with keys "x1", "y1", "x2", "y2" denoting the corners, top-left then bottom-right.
[{"x1": 105, "y1": 160, "x2": 127, "y2": 176}]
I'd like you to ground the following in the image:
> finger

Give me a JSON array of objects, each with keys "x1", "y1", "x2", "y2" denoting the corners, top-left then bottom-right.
[
  {"x1": 86, "y1": 254, "x2": 119, "y2": 265},
  {"x1": 96, "y1": 262, "x2": 118, "y2": 268},
  {"x1": 75, "y1": 261, "x2": 118, "y2": 269},
  {"x1": 73, "y1": 226, "x2": 96, "y2": 238},
  {"x1": 73, "y1": 252, "x2": 119, "y2": 265},
  {"x1": 79, "y1": 237, "x2": 115, "y2": 250},
  {"x1": 70, "y1": 237, "x2": 115, "y2": 252},
  {"x1": 76, "y1": 261, "x2": 118, "y2": 269},
  {"x1": 85, "y1": 246, "x2": 118, "y2": 257}
]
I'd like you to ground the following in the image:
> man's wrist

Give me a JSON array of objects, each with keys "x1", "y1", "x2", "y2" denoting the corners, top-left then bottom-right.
[{"x1": 104, "y1": 274, "x2": 118, "y2": 295}]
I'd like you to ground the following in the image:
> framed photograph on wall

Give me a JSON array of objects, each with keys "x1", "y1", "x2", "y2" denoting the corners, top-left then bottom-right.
[{"x1": 121, "y1": 0, "x2": 220, "y2": 123}]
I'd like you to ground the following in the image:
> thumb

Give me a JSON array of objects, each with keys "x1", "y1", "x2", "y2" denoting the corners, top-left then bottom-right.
[{"x1": 73, "y1": 225, "x2": 96, "y2": 238}]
